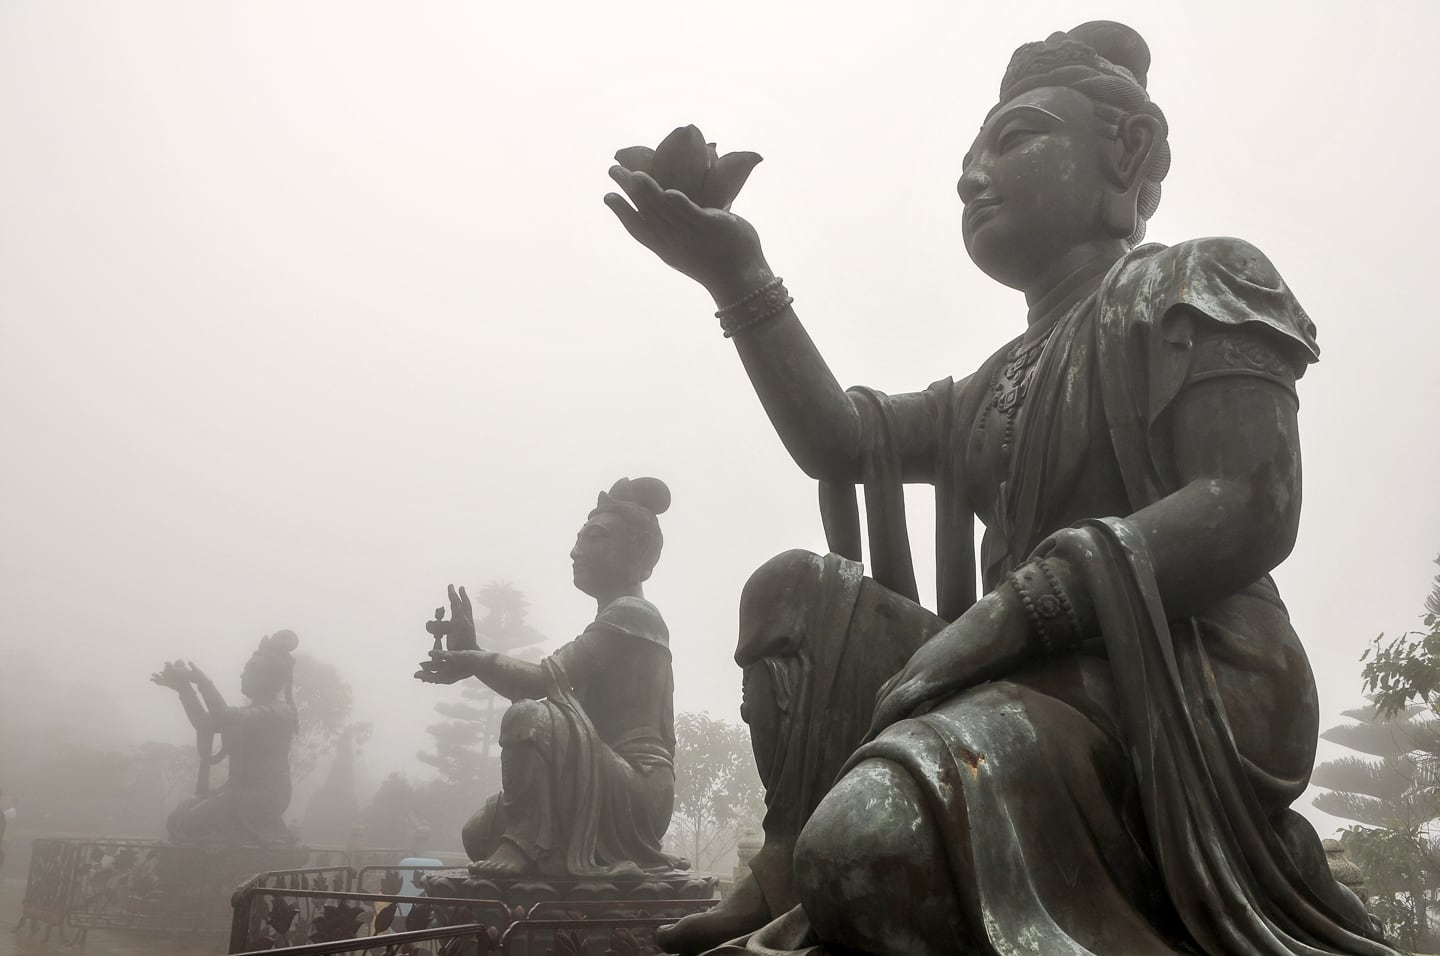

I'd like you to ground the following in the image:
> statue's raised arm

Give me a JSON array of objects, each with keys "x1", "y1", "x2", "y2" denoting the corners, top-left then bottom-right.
[{"x1": 605, "y1": 129, "x2": 882, "y2": 483}]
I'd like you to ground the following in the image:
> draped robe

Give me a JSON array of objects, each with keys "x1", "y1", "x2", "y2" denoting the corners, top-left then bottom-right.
[
  {"x1": 472, "y1": 595, "x2": 679, "y2": 876},
  {"x1": 717, "y1": 238, "x2": 1398, "y2": 955}
]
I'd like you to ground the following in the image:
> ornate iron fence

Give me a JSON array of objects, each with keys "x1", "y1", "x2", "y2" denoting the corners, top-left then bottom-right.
[
  {"x1": 229, "y1": 864, "x2": 716, "y2": 956},
  {"x1": 498, "y1": 917, "x2": 674, "y2": 956},
  {"x1": 229, "y1": 887, "x2": 514, "y2": 953},
  {"x1": 229, "y1": 921, "x2": 500, "y2": 956}
]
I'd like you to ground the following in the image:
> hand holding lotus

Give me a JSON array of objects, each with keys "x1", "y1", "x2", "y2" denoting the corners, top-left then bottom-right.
[
  {"x1": 606, "y1": 125, "x2": 774, "y2": 306},
  {"x1": 151, "y1": 659, "x2": 201, "y2": 691}
]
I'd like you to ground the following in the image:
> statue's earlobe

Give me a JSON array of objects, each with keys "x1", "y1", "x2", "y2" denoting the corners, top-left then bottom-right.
[{"x1": 1102, "y1": 113, "x2": 1163, "y2": 239}]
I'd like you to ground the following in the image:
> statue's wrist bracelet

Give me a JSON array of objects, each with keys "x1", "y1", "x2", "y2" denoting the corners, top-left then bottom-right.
[
  {"x1": 1006, "y1": 557, "x2": 1086, "y2": 654},
  {"x1": 716, "y1": 276, "x2": 793, "y2": 338}
]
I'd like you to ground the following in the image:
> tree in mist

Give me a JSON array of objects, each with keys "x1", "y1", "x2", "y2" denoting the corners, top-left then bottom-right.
[
  {"x1": 292, "y1": 652, "x2": 371, "y2": 782},
  {"x1": 0, "y1": 659, "x2": 146, "y2": 837},
  {"x1": 301, "y1": 725, "x2": 364, "y2": 847},
  {"x1": 358, "y1": 772, "x2": 421, "y2": 851},
  {"x1": 131, "y1": 741, "x2": 198, "y2": 831},
  {"x1": 1334, "y1": 555, "x2": 1440, "y2": 948},
  {"x1": 665, "y1": 712, "x2": 764, "y2": 874},
  {"x1": 1362, "y1": 556, "x2": 1440, "y2": 720},
  {"x1": 1313, "y1": 703, "x2": 1440, "y2": 949}
]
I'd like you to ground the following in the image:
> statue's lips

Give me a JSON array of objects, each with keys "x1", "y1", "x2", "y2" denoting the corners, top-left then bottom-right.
[{"x1": 963, "y1": 198, "x2": 1002, "y2": 230}]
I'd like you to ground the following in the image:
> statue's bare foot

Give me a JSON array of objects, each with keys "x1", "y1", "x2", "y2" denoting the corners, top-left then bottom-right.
[
  {"x1": 658, "y1": 872, "x2": 768, "y2": 955},
  {"x1": 467, "y1": 840, "x2": 536, "y2": 877}
]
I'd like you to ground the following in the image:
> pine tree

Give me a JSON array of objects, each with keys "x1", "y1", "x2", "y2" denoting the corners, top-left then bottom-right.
[{"x1": 1314, "y1": 704, "x2": 1440, "y2": 947}]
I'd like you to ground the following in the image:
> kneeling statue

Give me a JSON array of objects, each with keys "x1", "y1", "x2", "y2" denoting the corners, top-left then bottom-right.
[
  {"x1": 417, "y1": 477, "x2": 683, "y2": 879},
  {"x1": 151, "y1": 631, "x2": 299, "y2": 846}
]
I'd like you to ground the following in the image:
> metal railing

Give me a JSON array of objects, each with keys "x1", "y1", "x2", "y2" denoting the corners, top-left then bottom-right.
[
  {"x1": 229, "y1": 886, "x2": 513, "y2": 953},
  {"x1": 229, "y1": 915, "x2": 686, "y2": 956},
  {"x1": 230, "y1": 921, "x2": 499, "y2": 956},
  {"x1": 498, "y1": 916, "x2": 674, "y2": 956},
  {"x1": 227, "y1": 863, "x2": 717, "y2": 956}
]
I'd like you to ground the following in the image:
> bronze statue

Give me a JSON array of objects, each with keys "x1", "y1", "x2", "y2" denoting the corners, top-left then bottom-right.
[
  {"x1": 151, "y1": 631, "x2": 299, "y2": 846},
  {"x1": 416, "y1": 477, "x2": 683, "y2": 879},
  {"x1": 607, "y1": 21, "x2": 1397, "y2": 956}
]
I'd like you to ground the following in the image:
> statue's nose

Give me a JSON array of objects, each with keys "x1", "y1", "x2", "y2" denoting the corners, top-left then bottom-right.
[{"x1": 957, "y1": 166, "x2": 992, "y2": 204}]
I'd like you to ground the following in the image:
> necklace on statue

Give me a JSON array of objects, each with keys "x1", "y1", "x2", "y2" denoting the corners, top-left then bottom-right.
[{"x1": 992, "y1": 325, "x2": 1056, "y2": 457}]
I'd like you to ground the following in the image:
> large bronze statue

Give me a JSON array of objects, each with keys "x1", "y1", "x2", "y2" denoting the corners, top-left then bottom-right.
[
  {"x1": 416, "y1": 477, "x2": 683, "y2": 879},
  {"x1": 606, "y1": 21, "x2": 1398, "y2": 956},
  {"x1": 151, "y1": 631, "x2": 299, "y2": 846}
]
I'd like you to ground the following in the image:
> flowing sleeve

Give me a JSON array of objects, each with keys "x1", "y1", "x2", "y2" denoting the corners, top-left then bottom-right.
[
  {"x1": 819, "y1": 378, "x2": 954, "y2": 603},
  {"x1": 1096, "y1": 237, "x2": 1317, "y2": 505},
  {"x1": 548, "y1": 597, "x2": 670, "y2": 689}
]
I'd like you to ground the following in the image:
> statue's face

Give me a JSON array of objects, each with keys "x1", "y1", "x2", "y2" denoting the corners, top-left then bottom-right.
[
  {"x1": 958, "y1": 85, "x2": 1113, "y2": 289},
  {"x1": 570, "y1": 511, "x2": 639, "y2": 598}
]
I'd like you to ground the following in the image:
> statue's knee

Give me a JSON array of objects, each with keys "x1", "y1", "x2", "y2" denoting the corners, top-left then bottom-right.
[
  {"x1": 462, "y1": 795, "x2": 503, "y2": 861},
  {"x1": 796, "y1": 759, "x2": 963, "y2": 953},
  {"x1": 795, "y1": 758, "x2": 931, "y2": 880},
  {"x1": 499, "y1": 699, "x2": 553, "y2": 748}
]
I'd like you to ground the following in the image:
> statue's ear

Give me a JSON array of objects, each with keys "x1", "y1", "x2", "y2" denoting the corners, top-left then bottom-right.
[
  {"x1": 1102, "y1": 112, "x2": 1163, "y2": 239},
  {"x1": 629, "y1": 530, "x2": 656, "y2": 577}
]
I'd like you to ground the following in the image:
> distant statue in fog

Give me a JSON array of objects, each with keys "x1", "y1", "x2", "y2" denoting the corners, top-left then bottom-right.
[
  {"x1": 416, "y1": 477, "x2": 683, "y2": 879},
  {"x1": 152, "y1": 631, "x2": 299, "y2": 846}
]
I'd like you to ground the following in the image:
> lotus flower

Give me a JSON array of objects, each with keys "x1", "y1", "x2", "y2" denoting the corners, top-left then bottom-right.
[{"x1": 614, "y1": 125, "x2": 762, "y2": 211}]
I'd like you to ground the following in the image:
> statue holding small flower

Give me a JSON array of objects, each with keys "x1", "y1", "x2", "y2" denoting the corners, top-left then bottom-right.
[{"x1": 416, "y1": 478, "x2": 686, "y2": 881}]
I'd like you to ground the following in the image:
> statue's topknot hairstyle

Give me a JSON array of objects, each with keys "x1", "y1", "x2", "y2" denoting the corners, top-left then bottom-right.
[{"x1": 589, "y1": 477, "x2": 670, "y2": 582}]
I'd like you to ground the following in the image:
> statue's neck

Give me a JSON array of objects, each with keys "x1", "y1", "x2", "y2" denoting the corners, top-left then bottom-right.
[
  {"x1": 1022, "y1": 241, "x2": 1128, "y2": 319},
  {"x1": 594, "y1": 582, "x2": 644, "y2": 612}
]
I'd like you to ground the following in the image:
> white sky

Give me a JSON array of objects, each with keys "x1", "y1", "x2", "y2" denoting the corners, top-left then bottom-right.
[{"x1": 2, "y1": 1, "x2": 1438, "y2": 840}]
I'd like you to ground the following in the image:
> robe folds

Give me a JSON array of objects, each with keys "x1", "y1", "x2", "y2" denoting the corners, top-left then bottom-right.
[
  {"x1": 482, "y1": 595, "x2": 679, "y2": 876},
  {"x1": 716, "y1": 239, "x2": 1397, "y2": 955}
]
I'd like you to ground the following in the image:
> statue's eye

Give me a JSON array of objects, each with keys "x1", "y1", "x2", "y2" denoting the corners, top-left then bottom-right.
[{"x1": 998, "y1": 129, "x2": 1038, "y2": 153}]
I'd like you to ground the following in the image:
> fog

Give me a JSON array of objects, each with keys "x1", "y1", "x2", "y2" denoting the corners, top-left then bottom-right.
[{"x1": 2, "y1": 0, "x2": 1438, "y2": 846}]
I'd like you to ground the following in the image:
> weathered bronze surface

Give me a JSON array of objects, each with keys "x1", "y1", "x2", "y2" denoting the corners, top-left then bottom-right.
[
  {"x1": 151, "y1": 631, "x2": 299, "y2": 846},
  {"x1": 416, "y1": 477, "x2": 686, "y2": 881},
  {"x1": 607, "y1": 21, "x2": 1397, "y2": 956}
]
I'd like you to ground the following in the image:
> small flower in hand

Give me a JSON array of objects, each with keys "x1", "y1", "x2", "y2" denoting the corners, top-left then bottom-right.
[
  {"x1": 424, "y1": 607, "x2": 447, "y2": 651},
  {"x1": 614, "y1": 125, "x2": 762, "y2": 211}
]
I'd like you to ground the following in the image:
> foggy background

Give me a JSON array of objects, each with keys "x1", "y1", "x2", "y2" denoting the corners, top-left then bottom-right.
[{"x1": 2, "y1": 0, "x2": 1437, "y2": 845}]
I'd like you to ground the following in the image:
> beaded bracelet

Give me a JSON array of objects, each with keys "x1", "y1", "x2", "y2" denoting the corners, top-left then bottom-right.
[
  {"x1": 716, "y1": 277, "x2": 794, "y2": 338},
  {"x1": 1006, "y1": 558, "x2": 1083, "y2": 654}
]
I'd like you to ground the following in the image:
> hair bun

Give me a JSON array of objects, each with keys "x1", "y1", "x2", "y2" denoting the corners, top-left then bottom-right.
[
  {"x1": 1067, "y1": 21, "x2": 1150, "y2": 88},
  {"x1": 609, "y1": 476, "x2": 671, "y2": 516},
  {"x1": 264, "y1": 629, "x2": 300, "y2": 654}
]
